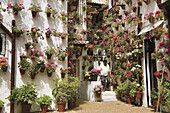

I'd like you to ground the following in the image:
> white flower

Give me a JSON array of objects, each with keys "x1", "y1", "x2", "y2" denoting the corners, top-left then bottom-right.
[
  {"x1": 131, "y1": 67, "x2": 136, "y2": 71},
  {"x1": 137, "y1": 84, "x2": 140, "y2": 86}
]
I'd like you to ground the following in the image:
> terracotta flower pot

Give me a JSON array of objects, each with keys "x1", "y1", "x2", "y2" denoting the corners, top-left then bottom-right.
[
  {"x1": 126, "y1": 96, "x2": 131, "y2": 104},
  {"x1": 61, "y1": 73, "x2": 65, "y2": 78},
  {"x1": 21, "y1": 104, "x2": 32, "y2": 113},
  {"x1": 84, "y1": 77, "x2": 89, "y2": 81},
  {"x1": 46, "y1": 54, "x2": 52, "y2": 59},
  {"x1": 40, "y1": 67, "x2": 45, "y2": 72},
  {"x1": 149, "y1": 17, "x2": 155, "y2": 23},
  {"x1": 95, "y1": 93, "x2": 101, "y2": 98},
  {"x1": 0, "y1": 107, "x2": 2, "y2": 113},
  {"x1": 13, "y1": 10, "x2": 18, "y2": 15},
  {"x1": 57, "y1": 101, "x2": 66, "y2": 112},
  {"x1": 31, "y1": 73, "x2": 36, "y2": 79},
  {"x1": 133, "y1": 7, "x2": 137, "y2": 12},
  {"x1": 47, "y1": 13, "x2": 51, "y2": 17},
  {"x1": 16, "y1": 32, "x2": 21, "y2": 37},
  {"x1": 138, "y1": 2, "x2": 142, "y2": 6},
  {"x1": 91, "y1": 75, "x2": 97, "y2": 81},
  {"x1": 20, "y1": 68, "x2": 26, "y2": 75},
  {"x1": 2, "y1": 66, "x2": 8, "y2": 72},
  {"x1": 32, "y1": 11, "x2": 37, "y2": 17},
  {"x1": 136, "y1": 91, "x2": 142, "y2": 98},
  {"x1": 144, "y1": 0, "x2": 149, "y2": 5},
  {"x1": 46, "y1": 32, "x2": 50, "y2": 38},
  {"x1": 41, "y1": 105, "x2": 48, "y2": 113},
  {"x1": 157, "y1": 0, "x2": 161, "y2": 4},
  {"x1": 25, "y1": 44, "x2": 30, "y2": 51},
  {"x1": 47, "y1": 72, "x2": 52, "y2": 77}
]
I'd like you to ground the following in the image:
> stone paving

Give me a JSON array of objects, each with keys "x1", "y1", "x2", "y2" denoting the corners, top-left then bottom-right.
[{"x1": 43, "y1": 99, "x2": 155, "y2": 113}]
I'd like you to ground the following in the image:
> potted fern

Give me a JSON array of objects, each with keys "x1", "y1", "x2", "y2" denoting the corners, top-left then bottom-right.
[{"x1": 38, "y1": 95, "x2": 53, "y2": 113}]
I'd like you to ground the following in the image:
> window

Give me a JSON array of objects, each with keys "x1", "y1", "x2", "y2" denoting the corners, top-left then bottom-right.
[{"x1": 0, "y1": 33, "x2": 6, "y2": 55}]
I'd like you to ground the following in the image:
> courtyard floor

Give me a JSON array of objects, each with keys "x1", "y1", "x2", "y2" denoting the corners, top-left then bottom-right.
[{"x1": 41, "y1": 99, "x2": 155, "y2": 113}]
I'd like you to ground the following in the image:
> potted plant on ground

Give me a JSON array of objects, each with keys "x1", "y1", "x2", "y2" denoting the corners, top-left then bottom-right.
[
  {"x1": 45, "y1": 47, "x2": 55, "y2": 59},
  {"x1": 93, "y1": 84, "x2": 104, "y2": 98},
  {"x1": 7, "y1": 2, "x2": 24, "y2": 15},
  {"x1": 28, "y1": 4, "x2": 42, "y2": 17},
  {"x1": 37, "y1": 95, "x2": 53, "y2": 113},
  {"x1": 18, "y1": 59, "x2": 30, "y2": 75},
  {"x1": 0, "y1": 57, "x2": 8, "y2": 72},
  {"x1": 0, "y1": 100, "x2": 5, "y2": 113},
  {"x1": 37, "y1": 60, "x2": 46, "y2": 72},
  {"x1": 67, "y1": 76, "x2": 81, "y2": 109},
  {"x1": 46, "y1": 63, "x2": 57, "y2": 77},
  {"x1": 52, "y1": 78, "x2": 69, "y2": 112},
  {"x1": 7, "y1": 83, "x2": 37, "y2": 113}
]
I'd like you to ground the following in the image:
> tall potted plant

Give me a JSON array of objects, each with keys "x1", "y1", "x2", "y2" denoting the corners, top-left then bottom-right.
[
  {"x1": 37, "y1": 95, "x2": 53, "y2": 113},
  {"x1": 52, "y1": 78, "x2": 69, "y2": 112},
  {"x1": 67, "y1": 76, "x2": 81, "y2": 109},
  {"x1": 7, "y1": 83, "x2": 37, "y2": 113},
  {"x1": 0, "y1": 100, "x2": 5, "y2": 113}
]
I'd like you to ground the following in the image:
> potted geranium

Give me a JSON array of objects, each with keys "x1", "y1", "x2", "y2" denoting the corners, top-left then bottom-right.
[
  {"x1": 27, "y1": 47, "x2": 43, "y2": 60},
  {"x1": 0, "y1": 57, "x2": 8, "y2": 72},
  {"x1": 25, "y1": 41, "x2": 31, "y2": 51},
  {"x1": 45, "y1": 27, "x2": 55, "y2": 38},
  {"x1": 56, "y1": 48, "x2": 68, "y2": 61},
  {"x1": 18, "y1": 59, "x2": 30, "y2": 75},
  {"x1": 45, "y1": 47, "x2": 55, "y2": 59},
  {"x1": 7, "y1": 2, "x2": 24, "y2": 15},
  {"x1": 144, "y1": 12, "x2": 154, "y2": 23},
  {"x1": 88, "y1": 69, "x2": 100, "y2": 81},
  {"x1": 37, "y1": 60, "x2": 46, "y2": 72},
  {"x1": 93, "y1": 84, "x2": 103, "y2": 98},
  {"x1": 12, "y1": 26, "x2": 25, "y2": 37},
  {"x1": 28, "y1": 4, "x2": 42, "y2": 17},
  {"x1": 37, "y1": 95, "x2": 53, "y2": 113},
  {"x1": 7, "y1": 83, "x2": 37, "y2": 113},
  {"x1": 46, "y1": 62, "x2": 57, "y2": 77},
  {"x1": 60, "y1": 67, "x2": 68, "y2": 78},
  {"x1": 0, "y1": 100, "x2": 5, "y2": 113}
]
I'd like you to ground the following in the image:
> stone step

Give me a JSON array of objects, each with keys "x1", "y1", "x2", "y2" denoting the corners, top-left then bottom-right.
[{"x1": 101, "y1": 91, "x2": 117, "y2": 101}]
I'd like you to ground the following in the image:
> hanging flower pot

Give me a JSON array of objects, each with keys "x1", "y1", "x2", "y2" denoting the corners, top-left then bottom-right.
[
  {"x1": 2, "y1": 66, "x2": 8, "y2": 72},
  {"x1": 91, "y1": 75, "x2": 97, "y2": 81},
  {"x1": 47, "y1": 13, "x2": 51, "y2": 17},
  {"x1": 120, "y1": 5, "x2": 125, "y2": 10},
  {"x1": 61, "y1": 73, "x2": 65, "y2": 78},
  {"x1": 20, "y1": 55, "x2": 27, "y2": 61},
  {"x1": 138, "y1": 22, "x2": 143, "y2": 28},
  {"x1": 47, "y1": 72, "x2": 52, "y2": 77},
  {"x1": 30, "y1": 73, "x2": 36, "y2": 79},
  {"x1": 20, "y1": 68, "x2": 26, "y2": 75},
  {"x1": 133, "y1": 7, "x2": 137, "y2": 12},
  {"x1": 116, "y1": 10, "x2": 119, "y2": 14},
  {"x1": 82, "y1": 66, "x2": 85, "y2": 70},
  {"x1": 40, "y1": 67, "x2": 45, "y2": 72},
  {"x1": 124, "y1": 11, "x2": 128, "y2": 16},
  {"x1": 138, "y1": 2, "x2": 142, "y2": 6},
  {"x1": 144, "y1": 0, "x2": 149, "y2": 5},
  {"x1": 13, "y1": 10, "x2": 18, "y2": 15},
  {"x1": 84, "y1": 77, "x2": 89, "y2": 81},
  {"x1": 32, "y1": 11, "x2": 37, "y2": 17},
  {"x1": 62, "y1": 57, "x2": 65, "y2": 61},
  {"x1": 149, "y1": 17, "x2": 155, "y2": 23},
  {"x1": 118, "y1": 15, "x2": 122, "y2": 19},
  {"x1": 25, "y1": 44, "x2": 30, "y2": 51},
  {"x1": 16, "y1": 32, "x2": 22, "y2": 37},
  {"x1": 57, "y1": 101, "x2": 66, "y2": 112},
  {"x1": 46, "y1": 54, "x2": 52, "y2": 59},
  {"x1": 157, "y1": 0, "x2": 161, "y2": 4},
  {"x1": 45, "y1": 32, "x2": 51, "y2": 38},
  {"x1": 0, "y1": 107, "x2": 2, "y2": 113}
]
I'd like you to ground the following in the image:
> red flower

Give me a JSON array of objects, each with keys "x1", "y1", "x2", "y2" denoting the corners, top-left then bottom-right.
[{"x1": 68, "y1": 61, "x2": 71, "y2": 64}]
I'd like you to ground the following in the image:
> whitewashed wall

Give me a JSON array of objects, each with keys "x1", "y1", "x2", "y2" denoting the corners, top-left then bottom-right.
[{"x1": 0, "y1": 0, "x2": 67, "y2": 113}]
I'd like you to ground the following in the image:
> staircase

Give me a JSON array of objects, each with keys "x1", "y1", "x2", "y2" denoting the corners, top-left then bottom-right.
[{"x1": 101, "y1": 91, "x2": 117, "y2": 101}]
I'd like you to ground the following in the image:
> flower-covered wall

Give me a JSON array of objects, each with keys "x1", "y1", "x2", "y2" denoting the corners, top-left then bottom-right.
[{"x1": 0, "y1": 0, "x2": 67, "y2": 113}]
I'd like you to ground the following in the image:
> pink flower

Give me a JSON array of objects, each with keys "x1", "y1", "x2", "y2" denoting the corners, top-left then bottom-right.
[
  {"x1": 68, "y1": 67, "x2": 71, "y2": 70},
  {"x1": 46, "y1": 64, "x2": 50, "y2": 68},
  {"x1": 1, "y1": 63, "x2": 5, "y2": 65}
]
